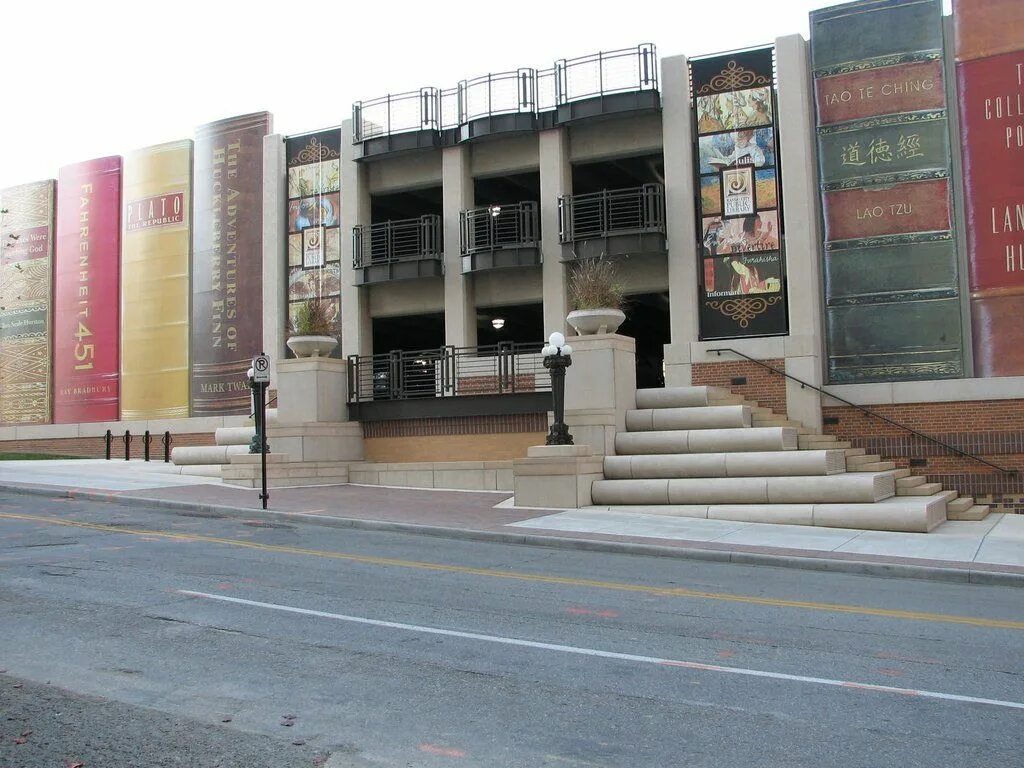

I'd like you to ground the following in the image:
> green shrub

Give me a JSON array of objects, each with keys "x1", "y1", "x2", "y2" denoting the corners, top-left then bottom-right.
[{"x1": 290, "y1": 298, "x2": 335, "y2": 336}]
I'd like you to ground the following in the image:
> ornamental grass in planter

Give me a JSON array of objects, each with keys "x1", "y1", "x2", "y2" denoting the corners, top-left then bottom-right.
[
  {"x1": 566, "y1": 256, "x2": 626, "y2": 335},
  {"x1": 287, "y1": 297, "x2": 338, "y2": 358}
]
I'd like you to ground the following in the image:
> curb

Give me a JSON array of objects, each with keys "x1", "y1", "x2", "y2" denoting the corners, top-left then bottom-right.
[{"x1": 2, "y1": 482, "x2": 1023, "y2": 588}]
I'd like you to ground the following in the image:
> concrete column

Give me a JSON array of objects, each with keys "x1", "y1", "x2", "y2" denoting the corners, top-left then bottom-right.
[
  {"x1": 539, "y1": 128, "x2": 570, "y2": 337},
  {"x1": 340, "y1": 119, "x2": 372, "y2": 359},
  {"x1": 442, "y1": 145, "x2": 476, "y2": 347},
  {"x1": 660, "y1": 54, "x2": 701, "y2": 387},
  {"x1": 775, "y1": 34, "x2": 825, "y2": 431},
  {"x1": 261, "y1": 134, "x2": 286, "y2": 389}
]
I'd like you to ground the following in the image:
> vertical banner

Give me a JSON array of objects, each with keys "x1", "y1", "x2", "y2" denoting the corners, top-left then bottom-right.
[
  {"x1": 811, "y1": 0, "x2": 964, "y2": 383},
  {"x1": 954, "y1": 0, "x2": 1024, "y2": 376},
  {"x1": 285, "y1": 128, "x2": 342, "y2": 355},
  {"x1": 191, "y1": 112, "x2": 271, "y2": 415},
  {"x1": 0, "y1": 180, "x2": 54, "y2": 425},
  {"x1": 690, "y1": 48, "x2": 788, "y2": 339},
  {"x1": 54, "y1": 157, "x2": 122, "y2": 423},
  {"x1": 121, "y1": 141, "x2": 192, "y2": 420}
]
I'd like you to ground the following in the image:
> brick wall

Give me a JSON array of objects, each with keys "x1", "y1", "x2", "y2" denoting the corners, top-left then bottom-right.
[
  {"x1": 824, "y1": 401, "x2": 1024, "y2": 511},
  {"x1": 362, "y1": 413, "x2": 548, "y2": 463},
  {"x1": 693, "y1": 358, "x2": 787, "y2": 414},
  {"x1": 363, "y1": 413, "x2": 548, "y2": 439},
  {"x1": 0, "y1": 432, "x2": 217, "y2": 460}
]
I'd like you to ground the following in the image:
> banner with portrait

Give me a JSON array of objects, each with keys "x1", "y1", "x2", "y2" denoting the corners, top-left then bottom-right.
[
  {"x1": 690, "y1": 47, "x2": 788, "y2": 339},
  {"x1": 285, "y1": 128, "x2": 342, "y2": 357}
]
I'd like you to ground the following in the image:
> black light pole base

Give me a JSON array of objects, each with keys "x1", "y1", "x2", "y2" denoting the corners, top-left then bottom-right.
[{"x1": 544, "y1": 353, "x2": 574, "y2": 446}]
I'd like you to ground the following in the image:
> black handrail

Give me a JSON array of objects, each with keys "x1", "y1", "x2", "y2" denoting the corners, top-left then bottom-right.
[{"x1": 707, "y1": 347, "x2": 1017, "y2": 476}]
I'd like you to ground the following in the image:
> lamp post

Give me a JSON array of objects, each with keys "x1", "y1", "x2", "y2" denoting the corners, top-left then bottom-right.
[{"x1": 542, "y1": 331, "x2": 574, "y2": 446}]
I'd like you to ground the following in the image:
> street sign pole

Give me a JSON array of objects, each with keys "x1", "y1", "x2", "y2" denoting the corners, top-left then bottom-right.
[{"x1": 251, "y1": 353, "x2": 272, "y2": 510}]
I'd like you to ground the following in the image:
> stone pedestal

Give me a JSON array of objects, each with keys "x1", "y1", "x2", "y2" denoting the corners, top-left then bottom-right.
[
  {"x1": 562, "y1": 334, "x2": 636, "y2": 456},
  {"x1": 274, "y1": 356, "x2": 365, "y2": 464},
  {"x1": 277, "y1": 357, "x2": 349, "y2": 424},
  {"x1": 513, "y1": 445, "x2": 603, "y2": 509}
]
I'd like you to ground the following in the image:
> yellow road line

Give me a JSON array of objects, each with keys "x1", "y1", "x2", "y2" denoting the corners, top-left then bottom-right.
[{"x1": 2, "y1": 510, "x2": 1022, "y2": 631}]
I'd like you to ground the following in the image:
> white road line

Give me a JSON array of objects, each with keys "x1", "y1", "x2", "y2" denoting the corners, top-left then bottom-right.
[{"x1": 178, "y1": 590, "x2": 1024, "y2": 711}]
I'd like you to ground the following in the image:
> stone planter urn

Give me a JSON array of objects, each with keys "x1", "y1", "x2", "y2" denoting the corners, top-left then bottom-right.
[
  {"x1": 566, "y1": 308, "x2": 626, "y2": 335},
  {"x1": 286, "y1": 335, "x2": 338, "y2": 358}
]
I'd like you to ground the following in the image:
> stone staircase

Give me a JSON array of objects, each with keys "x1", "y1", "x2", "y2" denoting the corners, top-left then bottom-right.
[
  {"x1": 163, "y1": 409, "x2": 279, "y2": 478},
  {"x1": 588, "y1": 386, "x2": 988, "y2": 532}
]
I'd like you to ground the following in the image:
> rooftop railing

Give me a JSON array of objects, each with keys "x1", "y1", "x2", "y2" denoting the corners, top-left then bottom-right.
[
  {"x1": 554, "y1": 43, "x2": 658, "y2": 105},
  {"x1": 353, "y1": 44, "x2": 658, "y2": 144},
  {"x1": 352, "y1": 215, "x2": 442, "y2": 268},
  {"x1": 353, "y1": 88, "x2": 441, "y2": 143},
  {"x1": 559, "y1": 184, "x2": 666, "y2": 243}
]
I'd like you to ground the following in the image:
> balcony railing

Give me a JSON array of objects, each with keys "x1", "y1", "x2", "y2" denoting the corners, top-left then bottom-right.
[
  {"x1": 461, "y1": 202, "x2": 539, "y2": 256},
  {"x1": 352, "y1": 215, "x2": 442, "y2": 268},
  {"x1": 352, "y1": 44, "x2": 658, "y2": 148},
  {"x1": 559, "y1": 184, "x2": 665, "y2": 242},
  {"x1": 347, "y1": 343, "x2": 550, "y2": 403}
]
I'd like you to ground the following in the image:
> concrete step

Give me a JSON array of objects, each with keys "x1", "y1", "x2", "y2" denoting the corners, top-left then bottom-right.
[
  {"x1": 846, "y1": 454, "x2": 882, "y2": 468},
  {"x1": 615, "y1": 427, "x2": 799, "y2": 455},
  {"x1": 591, "y1": 473, "x2": 895, "y2": 506},
  {"x1": 626, "y1": 405, "x2": 751, "y2": 432},
  {"x1": 897, "y1": 482, "x2": 944, "y2": 496},
  {"x1": 215, "y1": 426, "x2": 255, "y2": 446},
  {"x1": 895, "y1": 474, "x2": 925, "y2": 488},
  {"x1": 889, "y1": 468, "x2": 912, "y2": 480},
  {"x1": 851, "y1": 461, "x2": 897, "y2": 472},
  {"x1": 171, "y1": 445, "x2": 248, "y2": 466},
  {"x1": 800, "y1": 441, "x2": 851, "y2": 450},
  {"x1": 603, "y1": 449, "x2": 846, "y2": 480},
  {"x1": 707, "y1": 393, "x2": 747, "y2": 405},
  {"x1": 635, "y1": 386, "x2": 734, "y2": 410},
  {"x1": 585, "y1": 494, "x2": 946, "y2": 533},
  {"x1": 946, "y1": 496, "x2": 975, "y2": 515},
  {"x1": 844, "y1": 447, "x2": 867, "y2": 457},
  {"x1": 948, "y1": 503, "x2": 991, "y2": 521},
  {"x1": 752, "y1": 417, "x2": 792, "y2": 427}
]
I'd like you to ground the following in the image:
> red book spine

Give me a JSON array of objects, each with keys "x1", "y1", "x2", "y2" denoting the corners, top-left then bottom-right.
[{"x1": 53, "y1": 157, "x2": 122, "y2": 423}]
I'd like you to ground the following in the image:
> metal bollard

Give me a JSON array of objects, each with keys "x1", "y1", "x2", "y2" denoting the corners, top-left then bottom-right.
[
  {"x1": 123, "y1": 430, "x2": 132, "y2": 461},
  {"x1": 144, "y1": 430, "x2": 152, "y2": 462},
  {"x1": 104, "y1": 430, "x2": 113, "y2": 460},
  {"x1": 162, "y1": 431, "x2": 172, "y2": 463}
]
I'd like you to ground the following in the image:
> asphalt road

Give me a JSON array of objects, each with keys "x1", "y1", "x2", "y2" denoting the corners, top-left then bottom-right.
[{"x1": 1, "y1": 490, "x2": 1022, "y2": 768}]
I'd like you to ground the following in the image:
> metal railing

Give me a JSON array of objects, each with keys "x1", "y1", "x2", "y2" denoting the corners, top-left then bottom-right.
[
  {"x1": 554, "y1": 43, "x2": 658, "y2": 105},
  {"x1": 707, "y1": 348, "x2": 1018, "y2": 476},
  {"x1": 460, "y1": 201, "x2": 539, "y2": 256},
  {"x1": 353, "y1": 88, "x2": 441, "y2": 142},
  {"x1": 348, "y1": 343, "x2": 550, "y2": 402},
  {"x1": 352, "y1": 215, "x2": 442, "y2": 268},
  {"x1": 353, "y1": 44, "x2": 658, "y2": 142},
  {"x1": 559, "y1": 184, "x2": 666, "y2": 242}
]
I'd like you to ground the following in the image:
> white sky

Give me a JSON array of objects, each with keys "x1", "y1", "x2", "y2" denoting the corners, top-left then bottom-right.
[{"x1": 0, "y1": 0, "x2": 952, "y2": 190}]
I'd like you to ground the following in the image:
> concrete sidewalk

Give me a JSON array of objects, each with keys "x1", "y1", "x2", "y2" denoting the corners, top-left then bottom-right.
[{"x1": 0, "y1": 458, "x2": 1022, "y2": 586}]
